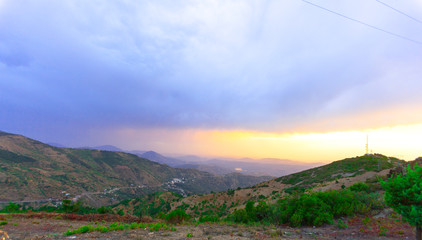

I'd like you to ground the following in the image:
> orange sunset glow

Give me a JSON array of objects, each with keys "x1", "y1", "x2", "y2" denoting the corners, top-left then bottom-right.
[
  {"x1": 1, "y1": 0, "x2": 421, "y2": 164},
  {"x1": 106, "y1": 122, "x2": 422, "y2": 163}
]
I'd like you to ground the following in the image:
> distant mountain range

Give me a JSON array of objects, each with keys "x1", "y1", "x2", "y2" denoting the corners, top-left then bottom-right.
[
  {"x1": 0, "y1": 131, "x2": 271, "y2": 207},
  {"x1": 47, "y1": 144, "x2": 322, "y2": 177},
  {"x1": 78, "y1": 145, "x2": 126, "y2": 152},
  {"x1": 139, "y1": 151, "x2": 186, "y2": 167},
  {"x1": 137, "y1": 151, "x2": 321, "y2": 177}
]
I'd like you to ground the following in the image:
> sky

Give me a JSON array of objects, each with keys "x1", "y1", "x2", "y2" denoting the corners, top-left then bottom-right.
[{"x1": 1, "y1": 0, "x2": 422, "y2": 163}]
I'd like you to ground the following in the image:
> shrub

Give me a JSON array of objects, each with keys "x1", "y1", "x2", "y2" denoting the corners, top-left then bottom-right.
[
  {"x1": 1, "y1": 202, "x2": 21, "y2": 213},
  {"x1": 117, "y1": 209, "x2": 124, "y2": 216},
  {"x1": 228, "y1": 209, "x2": 248, "y2": 224},
  {"x1": 271, "y1": 189, "x2": 380, "y2": 227},
  {"x1": 227, "y1": 200, "x2": 271, "y2": 224},
  {"x1": 284, "y1": 186, "x2": 306, "y2": 195},
  {"x1": 97, "y1": 206, "x2": 113, "y2": 214},
  {"x1": 382, "y1": 165, "x2": 422, "y2": 240},
  {"x1": 258, "y1": 195, "x2": 266, "y2": 200},
  {"x1": 227, "y1": 189, "x2": 235, "y2": 196},
  {"x1": 348, "y1": 182, "x2": 369, "y2": 192},
  {"x1": 198, "y1": 214, "x2": 220, "y2": 223},
  {"x1": 165, "y1": 209, "x2": 190, "y2": 224},
  {"x1": 337, "y1": 219, "x2": 348, "y2": 229}
]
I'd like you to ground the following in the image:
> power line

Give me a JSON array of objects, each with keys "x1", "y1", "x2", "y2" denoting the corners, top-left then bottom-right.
[
  {"x1": 375, "y1": 0, "x2": 422, "y2": 24},
  {"x1": 302, "y1": 0, "x2": 422, "y2": 45}
]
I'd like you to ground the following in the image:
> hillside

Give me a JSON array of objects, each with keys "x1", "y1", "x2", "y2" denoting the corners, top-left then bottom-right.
[
  {"x1": 0, "y1": 131, "x2": 271, "y2": 207},
  {"x1": 1, "y1": 145, "x2": 419, "y2": 239},
  {"x1": 113, "y1": 154, "x2": 409, "y2": 218},
  {"x1": 274, "y1": 154, "x2": 405, "y2": 193}
]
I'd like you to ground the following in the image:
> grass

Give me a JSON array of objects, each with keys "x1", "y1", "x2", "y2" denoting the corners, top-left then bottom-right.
[{"x1": 63, "y1": 222, "x2": 177, "y2": 235}]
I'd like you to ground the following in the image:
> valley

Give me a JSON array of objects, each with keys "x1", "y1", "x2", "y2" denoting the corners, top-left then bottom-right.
[
  {"x1": 0, "y1": 130, "x2": 421, "y2": 240},
  {"x1": 0, "y1": 131, "x2": 271, "y2": 207},
  {"x1": 3, "y1": 2, "x2": 421, "y2": 239}
]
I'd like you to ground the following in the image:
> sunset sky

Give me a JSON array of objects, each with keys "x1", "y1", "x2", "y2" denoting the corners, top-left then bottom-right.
[{"x1": 1, "y1": 0, "x2": 422, "y2": 162}]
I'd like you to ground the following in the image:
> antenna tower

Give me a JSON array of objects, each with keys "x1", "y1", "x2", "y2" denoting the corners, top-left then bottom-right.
[{"x1": 365, "y1": 134, "x2": 369, "y2": 155}]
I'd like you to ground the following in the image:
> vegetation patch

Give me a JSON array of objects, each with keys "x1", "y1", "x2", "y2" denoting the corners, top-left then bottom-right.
[
  {"x1": 64, "y1": 221, "x2": 176, "y2": 235},
  {"x1": 227, "y1": 188, "x2": 383, "y2": 227},
  {"x1": 275, "y1": 154, "x2": 403, "y2": 189},
  {"x1": 165, "y1": 209, "x2": 190, "y2": 224}
]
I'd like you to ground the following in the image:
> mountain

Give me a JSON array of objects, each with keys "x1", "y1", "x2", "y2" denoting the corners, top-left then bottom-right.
[
  {"x1": 141, "y1": 152, "x2": 321, "y2": 177},
  {"x1": 113, "y1": 154, "x2": 409, "y2": 218},
  {"x1": 46, "y1": 142, "x2": 67, "y2": 148},
  {"x1": 81, "y1": 145, "x2": 124, "y2": 152},
  {"x1": 175, "y1": 163, "x2": 234, "y2": 175},
  {"x1": 139, "y1": 151, "x2": 186, "y2": 167},
  {"x1": 139, "y1": 152, "x2": 234, "y2": 175},
  {"x1": 128, "y1": 150, "x2": 147, "y2": 155},
  {"x1": 0, "y1": 131, "x2": 271, "y2": 207},
  {"x1": 200, "y1": 158, "x2": 322, "y2": 177},
  {"x1": 274, "y1": 154, "x2": 404, "y2": 189}
]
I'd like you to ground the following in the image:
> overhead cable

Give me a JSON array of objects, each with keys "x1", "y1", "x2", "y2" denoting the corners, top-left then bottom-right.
[
  {"x1": 375, "y1": 0, "x2": 422, "y2": 24},
  {"x1": 302, "y1": 0, "x2": 422, "y2": 45}
]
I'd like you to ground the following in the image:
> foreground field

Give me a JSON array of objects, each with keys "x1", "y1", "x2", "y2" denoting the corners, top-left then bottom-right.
[{"x1": 0, "y1": 212, "x2": 414, "y2": 240}]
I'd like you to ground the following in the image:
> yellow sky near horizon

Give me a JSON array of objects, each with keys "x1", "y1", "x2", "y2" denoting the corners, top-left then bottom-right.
[{"x1": 108, "y1": 123, "x2": 422, "y2": 163}]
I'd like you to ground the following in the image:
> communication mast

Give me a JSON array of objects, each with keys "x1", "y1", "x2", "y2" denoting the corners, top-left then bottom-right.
[{"x1": 365, "y1": 134, "x2": 369, "y2": 155}]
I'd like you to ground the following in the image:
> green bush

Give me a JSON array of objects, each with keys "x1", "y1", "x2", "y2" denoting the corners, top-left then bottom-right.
[
  {"x1": 227, "y1": 189, "x2": 235, "y2": 196},
  {"x1": 59, "y1": 200, "x2": 95, "y2": 214},
  {"x1": 382, "y1": 165, "x2": 422, "y2": 240},
  {"x1": 348, "y1": 182, "x2": 369, "y2": 192},
  {"x1": 227, "y1": 200, "x2": 271, "y2": 224},
  {"x1": 97, "y1": 206, "x2": 113, "y2": 214},
  {"x1": 337, "y1": 219, "x2": 348, "y2": 229},
  {"x1": 270, "y1": 189, "x2": 381, "y2": 227},
  {"x1": 165, "y1": 209, "x2": 190, "y2": 224},
  {"x1": 275, "y1": 193, "x2": 333, "y2": 227},
  {"x1": 258, "y1": 195, "x2": 266, "y2": 200},
  {"x1": 117, "y1": 209, "x2": 124, "y2": 216},
  {"x1": 284, "y1": 186, "x2": 306, "y2": 195},
  {"x1": 1, "y1": 202, "x2": 21, "y2": 213},
  {"x1": 198, "y1": 214, "x2": 220, "y2": 223}
]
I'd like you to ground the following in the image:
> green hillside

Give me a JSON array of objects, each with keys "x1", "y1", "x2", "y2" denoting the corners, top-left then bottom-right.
[
  {"x1": 275, "y1": 154, "x2": 405, "y2": 190},
  {"x1": 109, "y1": 154, "x2": 411, "y2": 228},
  {"x1": 0, "y1": 131, "x2": 270, "y2": 206}
]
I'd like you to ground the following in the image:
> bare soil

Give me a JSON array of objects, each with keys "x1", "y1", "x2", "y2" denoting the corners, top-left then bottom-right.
[{"x1": 0, "y1": 213, "x2": 415, "y2": 240}]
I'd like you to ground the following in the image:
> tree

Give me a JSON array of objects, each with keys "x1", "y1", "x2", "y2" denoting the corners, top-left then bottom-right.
[{"x1": 382, "y1": 165, "x2": 422, "y2": 240}]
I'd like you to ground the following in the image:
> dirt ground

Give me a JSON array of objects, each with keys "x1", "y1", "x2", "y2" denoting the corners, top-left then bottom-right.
[{"x1": 0, "y1": 213, "x2": 415, "y2": 240}]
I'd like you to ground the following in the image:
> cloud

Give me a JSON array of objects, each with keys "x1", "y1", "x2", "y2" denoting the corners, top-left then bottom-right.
[{"x1": 1, "y1": 0, "x2": 422, "y2": 143}]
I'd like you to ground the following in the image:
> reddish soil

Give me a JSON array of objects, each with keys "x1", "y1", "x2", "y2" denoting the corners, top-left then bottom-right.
[{"x1": 0, "y1": 213, "x2": 415, "y2": 240}]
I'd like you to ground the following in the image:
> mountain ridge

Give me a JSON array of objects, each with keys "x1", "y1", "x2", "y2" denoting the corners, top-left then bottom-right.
[
  {"x1": 112, "y1": 153, "x2": 414, "y2": 219},
  {"x1": 0, "y1": 131, "x2": 271, "y2": 207}
]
